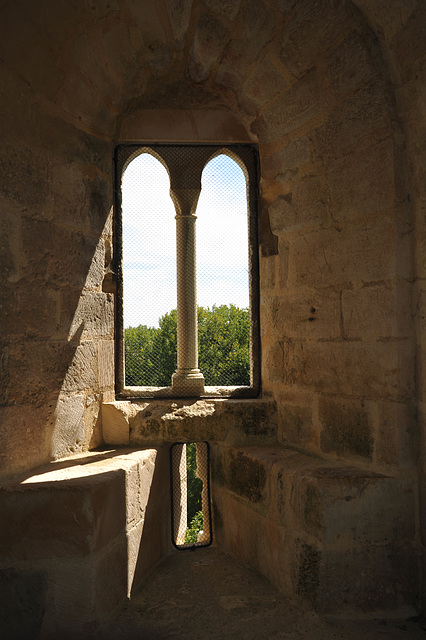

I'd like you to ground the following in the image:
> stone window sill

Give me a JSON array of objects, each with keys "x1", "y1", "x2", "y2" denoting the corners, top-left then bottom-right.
[{"x1": 102, "y1": 397, "x2": 277, "y2": 447}]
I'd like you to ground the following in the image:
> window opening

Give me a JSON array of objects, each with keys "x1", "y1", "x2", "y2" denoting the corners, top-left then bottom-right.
[
  {"x1": 121, "y1": 153, "x2": 176, "y2": 387},
  {"x1": 114, "y1": 144, "x2": 260, "y2": 398},
  {"x1": 197, "y1": 154, "x2": 250, "y2": 386},
  {"x1": 170, "y1": 441, "x2": 212, "y2": 549}
]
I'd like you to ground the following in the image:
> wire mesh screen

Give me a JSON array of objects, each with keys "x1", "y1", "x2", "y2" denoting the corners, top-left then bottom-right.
[
  {"x1": 121, "y1": 152, "x2": 177, "y2": 387},
  {"x1": 170, "y1": 442, "x2": 212, "y2": 549},
  {"x1": 116, "y1": 144, "x2": 259, "y2": 395}
]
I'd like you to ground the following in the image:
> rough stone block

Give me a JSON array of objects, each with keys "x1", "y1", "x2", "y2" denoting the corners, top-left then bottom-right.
[
  {"x1": 189, "y1": 12, "x2": 229, "y2": 83},
  {"x1": 0, "y1": 404, "x2": 52, "y2": 477},
  {"x1": 262, "y1": 136, "x2": 312, "y2": 177},
  {"x1": 50, "y1": 394, "x2": 85, "y2": 459},
  {"x1": 98, "y1": 339, "x2": 115, "y2": 390},
  {"x1": 102, "y1": 402, "x2": 131, "y2": 445},
  {"x1": 318, "y1": 471, "x2": 416, "y2": 545},
  {"x1": 212, "y1": 446, "x2": 268, "y2": 505},
  {"x1": 216, "y1": 0, "x2": 275, "y2": 90},
  {"x1": 325, "y1": 28, "x2": 378, "y2": 98},
  {"x1": 319, "y1": 396, "x2": 373, "y2": 458},
  {"x1": 0, "y1": 143, "x2": 49, "y2": 210},
  {"x1": 0, "y1": 567, "x2": 47, "y2": 640},
  {"x1": 64, "y1": 291, "x2": 114, "y2": 341},
  {"x1": 278, "y1": 0, "x2": 358, "y2": 78},
  {"x1": 327, "y1": 138, "x2": 394, "y2": 221},
  {"x1": 279, "y1": 402, "x2": 314, "y2": 446},
  {"x1": 265, "y1": 290, "x2": 341, "y2": 339},
  {"x1": 342, "y1": 283, "x2": 412, "y2": 339},
  {"x1": 238, "y1": 56, "x2": 285, "y2": 114},
  {"x1": 260, "y1": 254, "x2": 276, "y2": 290},
  {"x1": 292, "y1": 223, "x2": 397, "y2": 287},
  {"x1": 62, "y1": 342, "x2": 97, "y2": 393},
  {"x1": 312, "y1": 81, "x2": 391, "y2": 158},
  {"x1": 0, "y1": 449, "x2": 165, "y2": 632},
  {"x1": 0, "y1": 283, "x2": 59, "y2": 339},
  {"x1": 213, "y1": 445, "x2": 418, "y2": 613},
  {"x1": 373, "y1": 400, "x2": 416, "y2": 467},
  {"x1": 254, "y1": 70, "x2": 328, "y2": 143},
  {"x1": 318, "y1": 543, "x2": 418, "y2": 613},
  {"x1": 22, "y1": 218, "x2": 100, "y2": 288},
  {"x1": 128, "y1": 398, "x2": 277, "y2": 446},
  {"x1": 281, "y1": 339, "x2": 414, "y2": 401},
  {"x1": 269, "y1": 176, "x2": 328, "y2": 233}
]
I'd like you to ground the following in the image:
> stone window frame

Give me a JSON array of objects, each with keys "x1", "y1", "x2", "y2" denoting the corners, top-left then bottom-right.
[{"x1": 114, "y1": 142, "x2": 260, "y2": 399}]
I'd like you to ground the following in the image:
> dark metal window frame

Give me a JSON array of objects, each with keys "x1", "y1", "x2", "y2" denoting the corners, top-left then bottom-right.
[{"x1": 113, "y1": 142, "x2": 261, "y2": 399}]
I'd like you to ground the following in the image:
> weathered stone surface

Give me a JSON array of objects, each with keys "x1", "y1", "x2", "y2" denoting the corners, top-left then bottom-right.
[
  {"x1": 62, "y1": 342, "x2": 97, "y2": 393},
  {"x1": 126, "y1": 398, "x2": 277, "y2": 446},
  {"x1": 22, "y1": 218, "x2": 99, "y2": 288},
  {"x1": 0, "y1": 403, "x2": 52, "y2": 476},
  {"x1": 277, "y1": 237, "x2": 290, "y2": 286},
  {"x1": 0, "y1": 283, "x2": 59, "y2": 338},
  {"x1": 203, "y1": 0, "x2": 241, "y2": 20},
  {"x1": 213, "y1": 446, "x2": 267, "y2": 503},
  {"x1": 261, "y1": 254, "x2": 276, "y2": 290},
  {"x1": 319, "y1": 396, "x2": 373, "y2": 458},
  {"x1": 0, "y1": 144, "x2": 49, "y2": 210},
  {"x1": 254, "y1": 70, "x2": 328, "y2": 142},
  {"x1": 268, "y1": 176, "x2": 328, "y2": 233},
  {"x1": 98, "y1": 339, "x2": 115, "y2": 390},
  {"x1": 64, "y1": 291, "x2": 114, "y2": 341},
  {"x1": 325, "y1": 28, "x2": 379, "y2": 98},
  {"x1": 279, "y1": 402, "x2": 314, "y2": 446},
  {"x1": 50, "y1": 394, "x2": 85, "y2": 459},
  {"x1": 326, "y1": 138, "x2": 394, "y2": 221},
  {"x1": 165, "y1": 0, "x2": 193, "y2": 47},
  {"x1": 312, "y1": 81, "x2": 391, "y2": 158},
  {"x1": 318, "y1": 543, "x2": 418, "y2": 613},
  {"x1": 279, "y1": 0, "x2": 358, "y2": 78},
  {"x1": 0, "y1": 567, "x2": 47, "y2": 640},
  {"x1": 342, "y1": 283, "x2": 412, "y2": 339},
  {"x1": 238, "y1": 56, "x2": 285, "y2": 114},
  {"x1": 292, "y1": 223, "x2": 397, "y2": 287},
  {"x1": 189, "y1": 12, "x2": 229, "y2": 83},
  {"x1": 216, "y1": 0, "x2": 275, "y2": 89},
  {"x1": 7, "y1": 341, "x2": 74, "y2": 406},
  {"x1": 262, "y1": 136, "x2": 312, "y2": 176},
  {"x1": 373, "y1": 400, "x2": 416, "y2": 467},
  {"x1": 265, "y1": 290, "x2": 341, "y2": 339},
  {"x1": 280, "y1": 339, "x2": 414, "y2": 401},
  {"x1": 85, "y1": 176, "x2": 112, "y2": 236},
  {"x1": 102, "y1": 401, "x2": 131, "y2": 445}
]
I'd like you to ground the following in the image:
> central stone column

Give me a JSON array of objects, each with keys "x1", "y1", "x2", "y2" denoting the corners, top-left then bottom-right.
[{"x1": 170, "y1": 184, "x2": 205, "y2": 396}]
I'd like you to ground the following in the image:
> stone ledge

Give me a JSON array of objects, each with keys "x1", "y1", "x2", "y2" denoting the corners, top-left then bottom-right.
[
  {"x1": 211, "y1": 444, "x2": 418, "y2": 613},
  {"x1": 102, "y1": 397, "x2": 277, "y2": 446},
  {"x1": 0, "y1": 447, "x2": 170, "y2": 636}
]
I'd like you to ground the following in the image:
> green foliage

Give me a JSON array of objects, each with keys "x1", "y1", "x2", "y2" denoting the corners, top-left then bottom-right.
[
  {"x1": 198, "y1": 304, "x2": 250, "y2": 386},
  {"x1": 124, "y1": 324, "x2": 157, "y2": 386},
  {"x1": 124, "y1": 304, "x2": 250, "y2": 387},
  {"x1": 184, "y1": 510, "x2": 203, "y2": 544}
]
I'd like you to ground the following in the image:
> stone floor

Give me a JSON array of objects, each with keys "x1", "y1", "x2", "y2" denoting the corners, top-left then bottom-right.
[{"x1": 99, "y1": 547, "x2": 426, "y2": 640}]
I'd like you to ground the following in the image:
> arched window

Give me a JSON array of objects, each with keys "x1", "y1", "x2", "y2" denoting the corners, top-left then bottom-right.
[{"x1": 115, "y1": 144, "x2": 259, "y2": 398}]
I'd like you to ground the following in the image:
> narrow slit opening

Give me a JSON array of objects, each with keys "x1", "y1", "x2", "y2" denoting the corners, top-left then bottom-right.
[{"x1": 170, "y1": 442, "x2": 212, "y2": 549}]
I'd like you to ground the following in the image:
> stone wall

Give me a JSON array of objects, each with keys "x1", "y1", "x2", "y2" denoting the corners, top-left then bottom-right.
[{"x1": 0, "y1": 0, "x2": 425, "y2": 616}]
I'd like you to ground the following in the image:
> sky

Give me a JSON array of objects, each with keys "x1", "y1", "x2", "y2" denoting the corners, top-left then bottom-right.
[{"x1": 121, "y1": 152, "x2": 249, "y2": 329}]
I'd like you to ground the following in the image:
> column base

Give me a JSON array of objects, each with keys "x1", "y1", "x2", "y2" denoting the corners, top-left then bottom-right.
[{"x1": 172, "y1": 370, "x2": 205, "y2": 396}]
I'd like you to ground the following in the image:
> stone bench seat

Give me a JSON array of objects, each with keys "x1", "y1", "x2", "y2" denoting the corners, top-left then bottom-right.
[
  {"x1": 0, "y1": 448, "x2": 169, "y2": 638},
  {"x1": 211, "y1": 444, "x2": 418, "y2": 614}
]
